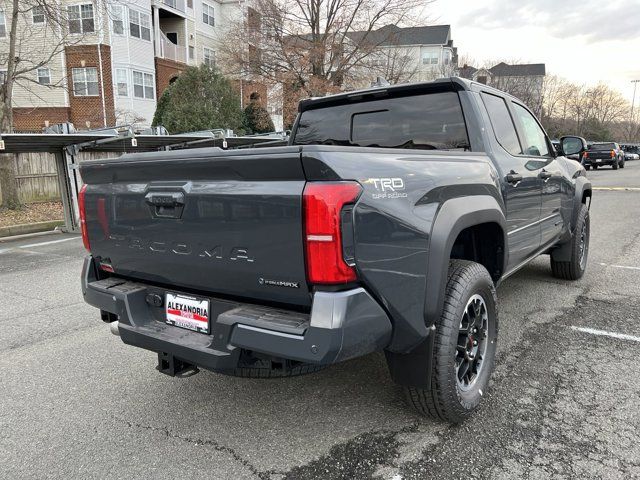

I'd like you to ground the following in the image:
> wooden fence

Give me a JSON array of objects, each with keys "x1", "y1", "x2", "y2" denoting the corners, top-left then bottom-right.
[{"x1": 1, "y1": 151, "x2": 120, "y2": 205}]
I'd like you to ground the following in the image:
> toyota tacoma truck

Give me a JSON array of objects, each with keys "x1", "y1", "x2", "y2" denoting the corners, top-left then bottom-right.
[
  {"x1": 583, "y1": 142, "x2": 625, "y2": 170},
  {"x1": 80, "y1": 78, "x2": 592, "y2": 423}
]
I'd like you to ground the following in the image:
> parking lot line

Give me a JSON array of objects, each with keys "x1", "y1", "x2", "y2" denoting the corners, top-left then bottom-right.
[
  {"x1": 598, "y1": 262, "x2": 640, "y2": 271},
  {"x1": 19, "y1": 236, "x2": 81, "y2": 249},
  {"x1": 592, "y1": 187, "x2": 640, "y2": 191},
  {"x1": 570, "y1": 326, "x2": 640, "y2": 343}
]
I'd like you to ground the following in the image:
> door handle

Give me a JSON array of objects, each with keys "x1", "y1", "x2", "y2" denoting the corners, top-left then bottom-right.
[
  {"x1": 539, "y1": 170, "x2": 553, "y2": 180},
  {"x1": 505, "y1": 172, "x2": 523, "y2": 185},
  {"x1": 145, "y1": 191, "x2": 185, "y2": 219}
]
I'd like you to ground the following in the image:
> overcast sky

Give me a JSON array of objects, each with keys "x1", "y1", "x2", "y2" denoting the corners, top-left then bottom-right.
[{"x1": 430, "y1": 0, "x2": 640, "y2": 102}]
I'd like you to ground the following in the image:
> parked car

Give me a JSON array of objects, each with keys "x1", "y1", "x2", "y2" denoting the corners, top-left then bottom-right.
[
  {"x1": 79, "y1": 78, "x2": 592, "y2": 424},
  {"x1": 583, "y1": 142, "x2": 625, "y2": 170},
  {"x1": 624, "y1": 151, "x2": 639, "y2": 161}
]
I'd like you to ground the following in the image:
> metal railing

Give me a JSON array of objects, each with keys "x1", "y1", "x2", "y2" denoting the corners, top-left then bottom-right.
[
  {"x1": 157, "y1": 30, "x2": 186, "y2": 63},
  {"x1": 157, "y1": 0, "x2": 186, "y2": 13}
]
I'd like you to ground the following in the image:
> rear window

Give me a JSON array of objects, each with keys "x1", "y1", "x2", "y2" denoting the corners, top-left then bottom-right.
[
  {"x1": 293, "y1": 92, "x2": 469, "y2": 150},
  {"x1": 590, "y1": 143, "x2": 615, "y2": 150}
]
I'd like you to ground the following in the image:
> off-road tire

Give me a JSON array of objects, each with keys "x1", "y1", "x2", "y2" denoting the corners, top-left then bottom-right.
[
  {"x1": 613, "y1": 160, "x2": 619, "y2": 170},
  {"x1": 405, "y1": 260, "x2": 498, "y2": 424},
  {"x1": 550, "y1": 204, "x2": 590, "y2": 280}
]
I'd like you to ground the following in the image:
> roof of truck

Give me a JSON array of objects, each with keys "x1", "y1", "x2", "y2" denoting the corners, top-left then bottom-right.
[
  {"x1": 298, "y1": 77, "x2": 470, "y2": 112},
  {"x1": 297, "y1": 76, "x2": 522, "y2": 113}
]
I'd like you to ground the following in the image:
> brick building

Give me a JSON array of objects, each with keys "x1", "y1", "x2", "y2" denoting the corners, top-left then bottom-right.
[{"x1": 1, "y1": 0, "x2": 277, "y2": 132}]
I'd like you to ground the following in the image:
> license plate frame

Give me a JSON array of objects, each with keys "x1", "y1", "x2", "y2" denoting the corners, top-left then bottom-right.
[{"x1": 165, "y1": 292, "x2": 210, "y2": 334}]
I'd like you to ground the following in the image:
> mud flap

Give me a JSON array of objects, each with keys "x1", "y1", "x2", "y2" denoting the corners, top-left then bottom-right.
[{"x1": 384, "y1": 332, "x2": 435, "y2": 388}]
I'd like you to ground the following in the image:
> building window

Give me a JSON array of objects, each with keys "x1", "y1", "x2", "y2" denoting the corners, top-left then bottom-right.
[
  {"x1": 133, "y1": 71, "x2": 154, "y2": 99},
  {"x1": 422, "y1": 51, "x2": 439, "y2": 65},
  {"x1": 72, "y1": 67, "x2": 99, "y2": 96},
  {"x1": 0, "y1": 70, "x2": 7, "y2": 85},
  {"x1": 33, "y1": 6, "x2": 45, "y2": 24},
  {"x1": 129, "y1": 9, "x2": 151, "y2": 41},
  {"x1": 203, "y1": 47, "x2": 215, "y2": 68},
  {"x1": 203, "y1": 3, "x2": 215, "y2": 26},
  {"x1": 187, "y1": 0, "x2": 193, "y2": 8},
  {"x1": 189, "y1": 46, "x2": 195, "y2": 60},
  {"x1": 0, "y1": 10, "x2": 7, "y2": 37},
  {"x1": 37, "y1": 67, "x2": 51, "y2": 85},
  {"x1": 68, "y1": 4, "x2": 95, "y2": 34},
  {"x1": 112, "y1": 5, "x2": 125, "y2": 35},
  {"x1": 115, "y1": 68, "x2": 128, "y2": 96}
]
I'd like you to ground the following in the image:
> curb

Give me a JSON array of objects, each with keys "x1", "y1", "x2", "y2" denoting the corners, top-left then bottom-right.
[{"x1": 0, "y1": 220, "x2": 65, "y2": 239}]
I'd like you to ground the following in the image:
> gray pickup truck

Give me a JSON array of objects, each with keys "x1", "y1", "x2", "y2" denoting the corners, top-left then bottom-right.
[{"x1": 80, "y1": 78, "x2": 592, "y2": 423}]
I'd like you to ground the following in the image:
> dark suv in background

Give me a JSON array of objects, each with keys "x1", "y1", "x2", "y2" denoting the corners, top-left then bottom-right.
[{"x1": 583, "y1": 142, "x2": 625, "y2": 170}]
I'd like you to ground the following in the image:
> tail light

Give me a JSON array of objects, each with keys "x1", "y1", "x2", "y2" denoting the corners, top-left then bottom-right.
[
  {"x1": 611, "y1": 150, "x2": 616, "y2": 158},
  {"x1": 78, "y1": 184, "x2": 90, "y2": 252},
  {"x1": 303, "y1": 182, "x2": 362, "y2": 284},
  {"x1": 583, "y1": 151, "x2": 588, "y2": 158}
]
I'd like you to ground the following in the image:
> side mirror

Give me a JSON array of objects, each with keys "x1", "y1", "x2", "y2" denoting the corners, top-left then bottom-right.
[{"x1": 560, "y1": 136, "x2": 587, "y2": 156}]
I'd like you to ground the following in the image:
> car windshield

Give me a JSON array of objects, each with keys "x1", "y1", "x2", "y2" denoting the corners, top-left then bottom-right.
[
  {"x1": 293, "y1": 91, "x2": 470, "y2": 151},
  {"x1": 590, "y1": 143, "x2": 616, "y2": 150}
]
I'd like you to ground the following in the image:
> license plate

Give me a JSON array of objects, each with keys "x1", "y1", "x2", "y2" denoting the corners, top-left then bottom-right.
[
  {"x1": 166, "y1": 293, "x2": 210, "y2": 334},
  {"x1": 596, "y1": 159, "x2": 602, "y2": 162}
]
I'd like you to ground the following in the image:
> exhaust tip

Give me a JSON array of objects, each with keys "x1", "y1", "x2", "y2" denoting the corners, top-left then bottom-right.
[{"x1": 110, "y1": 321, "x2": 120, "y2": 336}]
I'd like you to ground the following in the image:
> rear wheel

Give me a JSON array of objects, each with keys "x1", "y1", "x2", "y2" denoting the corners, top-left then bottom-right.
[
  {"x1": 613, "y1": 160, "x2": 619, "y2": 170},
  {"x1": 550, "y1": 204, "x2": 590, "y2": 280},
  {"x1": 592, "y1": 165, "x2": 598, "y2": 170},
  {"x1": 584, "y1": 165, "x2": 591, "y2": 171},
  {"x1": 620, "y1": 159, "x2": 625, "y2": 169},
  {"x1": 405, "y1": 260, "x2": 498, "y2": 424}
]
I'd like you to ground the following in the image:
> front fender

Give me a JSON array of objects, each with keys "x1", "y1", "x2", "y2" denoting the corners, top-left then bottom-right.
[{"x1": 552, "y1": 176, "x2": 591, "y2": 262}]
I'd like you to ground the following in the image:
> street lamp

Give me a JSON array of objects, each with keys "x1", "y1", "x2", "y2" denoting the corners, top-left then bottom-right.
[{"x1": 631, "y1": 79, "x2": 640, "y2": 124}]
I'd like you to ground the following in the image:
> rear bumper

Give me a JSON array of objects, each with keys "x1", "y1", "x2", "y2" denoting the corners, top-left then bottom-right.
[
  {"x1": 81, "y1": 257, "x2": 392, "y2": 371},
  {"x1": 584, "y1": 158, "x2": 615, "y2": 166}
]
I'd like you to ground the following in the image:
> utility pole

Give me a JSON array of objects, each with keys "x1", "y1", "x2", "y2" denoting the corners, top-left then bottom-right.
[
  {"x1": 631, "y1": 80, "x2": 640, "y2": 124},
  {"x1": 630, "y1": 80, "x2": 640, "y2": 142}
]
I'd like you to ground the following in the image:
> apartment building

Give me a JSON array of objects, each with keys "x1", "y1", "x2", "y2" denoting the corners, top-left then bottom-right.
[
  {"x1": 1, "y1": 0, "x2": 263, "y2": 132},
  {"x1": 460, "y1": 62, "x2": 547, "y2": 115},
  {"x1": 348, "y1": 24, "x2": 458, "y2": 87}
]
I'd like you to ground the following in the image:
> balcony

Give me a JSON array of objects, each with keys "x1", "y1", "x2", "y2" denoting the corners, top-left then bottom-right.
[
  {"x1": 157, "y1": 31, "x2": 187, "y2": 64},
  {"x1": 154, "y1": 0, "x2": 186, "y2": 15}
]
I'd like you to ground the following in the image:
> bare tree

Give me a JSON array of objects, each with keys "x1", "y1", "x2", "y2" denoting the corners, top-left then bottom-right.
[
  {"x1": 359, "y1": 45, "x2": 419, "y2": 85},
  {"x1": 219, "y1": 0, "x2": 430, "y2": 118}
]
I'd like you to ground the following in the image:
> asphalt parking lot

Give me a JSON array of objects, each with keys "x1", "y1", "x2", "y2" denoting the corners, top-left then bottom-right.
[{"x1": 1, "y1": 161, "x2": 640, "y2": 480}]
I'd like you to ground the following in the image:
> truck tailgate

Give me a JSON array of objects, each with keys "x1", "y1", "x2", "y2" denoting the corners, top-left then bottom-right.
[{"x1": 80, "y1": 147, "x2": 311, "y2": 307}]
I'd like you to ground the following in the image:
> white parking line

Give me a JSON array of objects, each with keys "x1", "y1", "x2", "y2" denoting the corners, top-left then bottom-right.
[
  {"x1": 571, "y1": 326, "x2": 640, "y2": 343},
  {"x1": 19, "y1": 236, "x2": 81, "y2": 249},
  {"x1": 598, "y1": 262, "x2": 640, "y2": 271}
]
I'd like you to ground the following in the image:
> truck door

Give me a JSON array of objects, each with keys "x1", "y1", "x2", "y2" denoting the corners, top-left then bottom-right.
[
  {"x1": 480, "y1": 92, "x2": 542, "y2": 270},
  {"x1": 510, "y1": 102, "x2": 564, "y2": 248}
]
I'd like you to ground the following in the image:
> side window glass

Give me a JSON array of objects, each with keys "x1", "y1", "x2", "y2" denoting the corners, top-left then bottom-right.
[
  {"x1": 512, "y1": 103, "x2": 550, "y2": 157},
  {"x1": 481, "y1": 93, "x2": 522, "y2": 156}
]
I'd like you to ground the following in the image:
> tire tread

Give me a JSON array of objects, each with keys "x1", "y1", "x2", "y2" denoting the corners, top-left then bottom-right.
[{"x1": 405, "y1": 260, "x2": 497, "y2": 423}]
